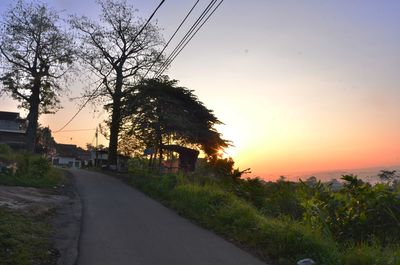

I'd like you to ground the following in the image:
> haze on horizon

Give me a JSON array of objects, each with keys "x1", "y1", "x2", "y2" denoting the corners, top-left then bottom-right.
[{"x1": 0, "y1": 0, "x2": 399, "y2": 180}]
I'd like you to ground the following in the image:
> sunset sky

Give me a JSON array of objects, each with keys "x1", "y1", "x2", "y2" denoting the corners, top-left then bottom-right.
[{"x1": 1, "y1": 0, "x2": 399, "y2": 180}]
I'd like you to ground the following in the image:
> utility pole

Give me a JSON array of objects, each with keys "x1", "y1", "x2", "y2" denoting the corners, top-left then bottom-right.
[{"x1": 95, "y1": 127, "x2": 99, "y2": 167}]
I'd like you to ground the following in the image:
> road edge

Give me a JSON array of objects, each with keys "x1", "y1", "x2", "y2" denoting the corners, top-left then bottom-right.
[{"x1": 51, "y1": 169, "x2": 82, "y2": 265}]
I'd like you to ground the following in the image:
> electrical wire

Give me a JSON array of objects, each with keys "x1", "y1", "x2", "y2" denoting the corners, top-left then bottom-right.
[
  {"x1": 53, "y1": 128, "x2": 96, "y2": 133},
  {"x1": 53, "y1": 82, "x2": 102, "y2": 133},
  {"x1": 141, "y1": 0, "x2": 200, "y2": 81},
  {"x1": 154, "y1": 0, "x2": 217, "y2": 77},
  {"x1": 54, "y1": 0, "x2": 166, "y2": 133},
  {"x1": 157, "y1": 0, "x2": 224, "y2": 77}
]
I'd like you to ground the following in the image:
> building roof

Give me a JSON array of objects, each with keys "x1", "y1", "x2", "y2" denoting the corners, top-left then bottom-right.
[
  {"x1": 0, "y1": 129, "x2": 26, "y2": 134},
  {"x1": 55, "y1": 143, "x2": 91, "y2": 159},
  {"x1": 0, "y1": 111, "x2": 21, "y2": 121},
  {"x1": 55, "y1": 144, "x2": 79, "y2": 158}
]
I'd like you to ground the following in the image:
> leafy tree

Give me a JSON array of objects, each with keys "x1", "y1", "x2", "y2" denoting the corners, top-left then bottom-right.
[
  {"x1": 302, "y1": 174, "x2": 400, "y2": 243},
  {"x1": 0, "y1": 0, "x2": 75, "y2": 152},
  {"x1": 36, "y1": 126, "x2": 56, "y2": 156},
  {"x1": 70, "y1": 0, "x2": 164, "y2": 167},
  {"x1": 122, "y1": 77, "x2": 229, "y2": 162},
  {"x1": 378, "y1": 170, "x2": 400, "y2": 187}
]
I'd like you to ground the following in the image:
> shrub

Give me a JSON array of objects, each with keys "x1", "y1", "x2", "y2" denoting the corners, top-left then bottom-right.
[
  {"x1": 342, "y1": 244, "x2": 400, "y2": 265},
  {"x1": 0, "y1": 150, "x2": 62, "y2": 188},
  {"x1": 167, "y1": 183, "x2": 339, "y2": 265},
  {"x1": 302, "y1": 175, "x2": 400, "y2": 244},
  {"x1": 126, "y1": 170, "x2": 400, "y2": 265}
]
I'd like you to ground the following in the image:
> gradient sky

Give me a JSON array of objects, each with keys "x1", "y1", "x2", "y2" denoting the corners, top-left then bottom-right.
[{"x1": 0, "y1": 0, "x2": 399, "y2": 180}]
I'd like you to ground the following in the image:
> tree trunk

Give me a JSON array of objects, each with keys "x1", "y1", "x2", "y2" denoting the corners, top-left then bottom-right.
[
  {"x1": 158, "y1": 137, "x2": 163, "y2": 171},
  {"x1": 148, "y1": 152, "x2": 153, "y2": 168},
  {"x1": 108, "y1": 70, "x2": 123, "y2": 169},
  {"x1": 26, "y1": 81, "x2": 40, "y2": 153}
]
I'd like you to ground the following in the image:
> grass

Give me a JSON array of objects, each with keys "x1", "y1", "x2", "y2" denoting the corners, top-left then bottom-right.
[
  {"x1": 0, "y1": 146, "x2": 63, "y2": 188},
  {"x1": 0, "y1": 208, "x2": 54, "y2": 265},
  {"x1": 0, "y1": 145, "x2": 64, "y2": 264},
  {"x1": 342, "y1": 244, "x2": 400, "y2": 265},
  {"x1": 121, "y1": 173, "x2": 340, "y2": 265},
  {"x1": 119, "y1": 170, "x2": 400, "y2": 265},
  {"x1": 0, "y1": 167, "x2": 63, "y2": 188}
]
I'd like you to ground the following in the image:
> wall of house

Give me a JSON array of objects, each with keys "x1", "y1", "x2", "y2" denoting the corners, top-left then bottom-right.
[
  {"x1": 53, "y1": 156, "x2": 81, "y2": 168},
  {"x1": 0, "y1": 131, "x2": 26, "y2": 150},
  {"x1": 0, "y1": 120, "x2": 21, "y2": 130}
]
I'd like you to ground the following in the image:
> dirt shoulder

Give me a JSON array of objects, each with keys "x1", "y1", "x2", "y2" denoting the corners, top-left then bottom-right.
[{"x1": 0, "y1": 170, "x2": 82, "y2": 265}]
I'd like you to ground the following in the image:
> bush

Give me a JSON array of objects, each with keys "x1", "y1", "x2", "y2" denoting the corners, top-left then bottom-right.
[
  {"x1": 158, "y1": 183, "x2": 339, "y2": 265},
  {"x1": 0, "y1": 150, "x2": 62, "y2": 188},
  {"x1": 223, "y1": 177, "x2": 304, "y2": 219},
  {"x1": 342, "y1": 244, "x2": 400, "y2": 265},
  {"x1": 125, "y1": 171, "x2": 400, "y2": 265},
  {"x1": 302, "y1": 175, "x2": 400, "y2": 244}
]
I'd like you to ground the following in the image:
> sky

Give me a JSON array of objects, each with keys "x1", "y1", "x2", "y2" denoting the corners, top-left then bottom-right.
[{"x1": 0, "y1": 0, "x2": 400, "y2": 180}]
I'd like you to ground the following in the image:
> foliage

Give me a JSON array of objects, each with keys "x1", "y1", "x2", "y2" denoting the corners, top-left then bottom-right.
[
  {"x1": 122, "y1": 77, "x2": 229, "y2": 158},
  {"x1": 302, "y1": 175, "x2": 400, "y2": 244},
  {"x1": 36, "y1": 125, "x2": 56, "y2": 156},
  {"x1": 341, "y1": 243, "x2": 400, "y2": 265},
  {"x1": 378, "y1": 170, "x2": 400, "y2": 187},
  {"x1": 0, "y1": 144, "x2": 14, "y2": 163},
  {"x1": 70, "y1": 0, "x2": 164, "y2": 165},
  {"x1": 0, "y1": 208, "x2": 52, "y2": 265},
  {"x1": 122, "y1": 171, "x2": 339, "y2": 265},
  {"x1": 0, "y1": 145, "x2": 62, "y2": 188},
  {"x1": 0, "y1": 0, "x2": 75, "y2": 151},
  {"x1": 121, "y1": 164, "x2": 400, "y2": 265}
]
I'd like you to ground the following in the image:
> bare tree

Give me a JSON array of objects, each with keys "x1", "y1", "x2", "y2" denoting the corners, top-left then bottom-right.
[
  {"x1": 0, "y1": 0, "x2": 75, "y2": 152},
  {"x1": 70, "y1": 0, "x2": 164, "y2": 168}
]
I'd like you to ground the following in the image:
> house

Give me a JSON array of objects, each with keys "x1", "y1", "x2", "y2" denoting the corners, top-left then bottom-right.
[
  {"x1": 89, "y1": 149, "x2": 129, "y2": 172},
  {"x1": 90, "y1": 149, "x2": 108, "y2": 167},
  {"x1": 52, "y1": 144, "x2": 90, "y2": 168},
  {"x1": 0, "y1": 111, "x2": 27, "y2": 150}
]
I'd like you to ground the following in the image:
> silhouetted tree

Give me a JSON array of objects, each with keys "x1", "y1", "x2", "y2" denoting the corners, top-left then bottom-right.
[
  {"x1": 0, "y1": 0, "x2": 75, "y2": 152},
  {"x1": 70, "y1": 0, "x2": 164, "y2": 168},
  {"x1": 36, "y1": 126, "x2": 56, "y2": 156},
  {"x1": 122, "y1": 77, "x2": 230, "y2": 162}
]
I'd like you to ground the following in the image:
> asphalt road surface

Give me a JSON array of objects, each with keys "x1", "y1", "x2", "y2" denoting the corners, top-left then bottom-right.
[{"x1": 72, "y1": 169, "x2": 266, "y2": 265}]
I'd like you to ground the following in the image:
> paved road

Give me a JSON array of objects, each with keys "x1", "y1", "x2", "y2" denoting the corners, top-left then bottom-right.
[{"x1": 71, "y1": 169, "x2": 266, "y2": 265}]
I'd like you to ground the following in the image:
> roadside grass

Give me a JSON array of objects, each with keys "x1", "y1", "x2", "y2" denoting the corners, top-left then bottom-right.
[
  {"x1": 342, "y1": 244, "x2": 400, "y2": 265},
  {"x1": 121, "y1": 172, "x2": 340, "y2": 265},
  {"x1": 0, "y1": 145, "x2": 63, "y2": 188},
  {"x1": 0, "y1": 208, "x2": 53, "y2": 265},
  {"x1": 120, "y1": 170, "x2": 400, "y2": 265},
  {"x1": 0, "y1": 166, "x2": 63, "y2": 188},
  {"x1": 0, "y1": 144, "x2": 65, "y2": 265}
]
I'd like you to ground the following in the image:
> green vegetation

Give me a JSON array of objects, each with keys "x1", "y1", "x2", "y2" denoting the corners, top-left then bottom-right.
[
  {"x1": 122, "y1": 159, "x2": 400, "y2": 265},
  {"x1": 0, "y1": 144, "x2": 62, "y2": 188},
  {"x1": 0, "y1": 144, "x2": 63, "y2": 264},
  {"x1": 0, "y1": 208, "x2": 53, "y2": 265},
  {"x1": 119, "y1": 77, "x2": 229, "y2": 161}
]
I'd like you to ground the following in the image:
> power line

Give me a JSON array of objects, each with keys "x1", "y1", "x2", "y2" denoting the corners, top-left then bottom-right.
[
  {"x1": 130, "y1": 0, "x2": 166, "y2": 45},
  {"x1": 53, "y1": 128, "x2": 96, "y2": 133},
  {"x1": 54, "y1": 0, "x2": 166, "y2": 133},
  {"x1": 158, "y1": 0, "x2": 224, "y2": 77},
  {"x1": 156, "y1": 0, "x2": 224, "y2": 77},
  {"x1": 53, "y1": 82, "x2": 102, "y2": 133},
  {"x1": 141, "y1": 0, "x2": 200, "y2": 80},
  {"x1": 155, "y1": 0, "x2": 217, "y2": 77}
]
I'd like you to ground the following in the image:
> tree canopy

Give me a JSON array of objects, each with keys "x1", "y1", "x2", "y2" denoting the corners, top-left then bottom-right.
[
  {"x1": 0, "y1": 0, "x2": 75, "y2": 152},
  {"x1": 70, "y1": 0, "x2": 164, "y2": 166},
  {"x1": 121, "y1": 77, "x2": 230, "y2": 159}
]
